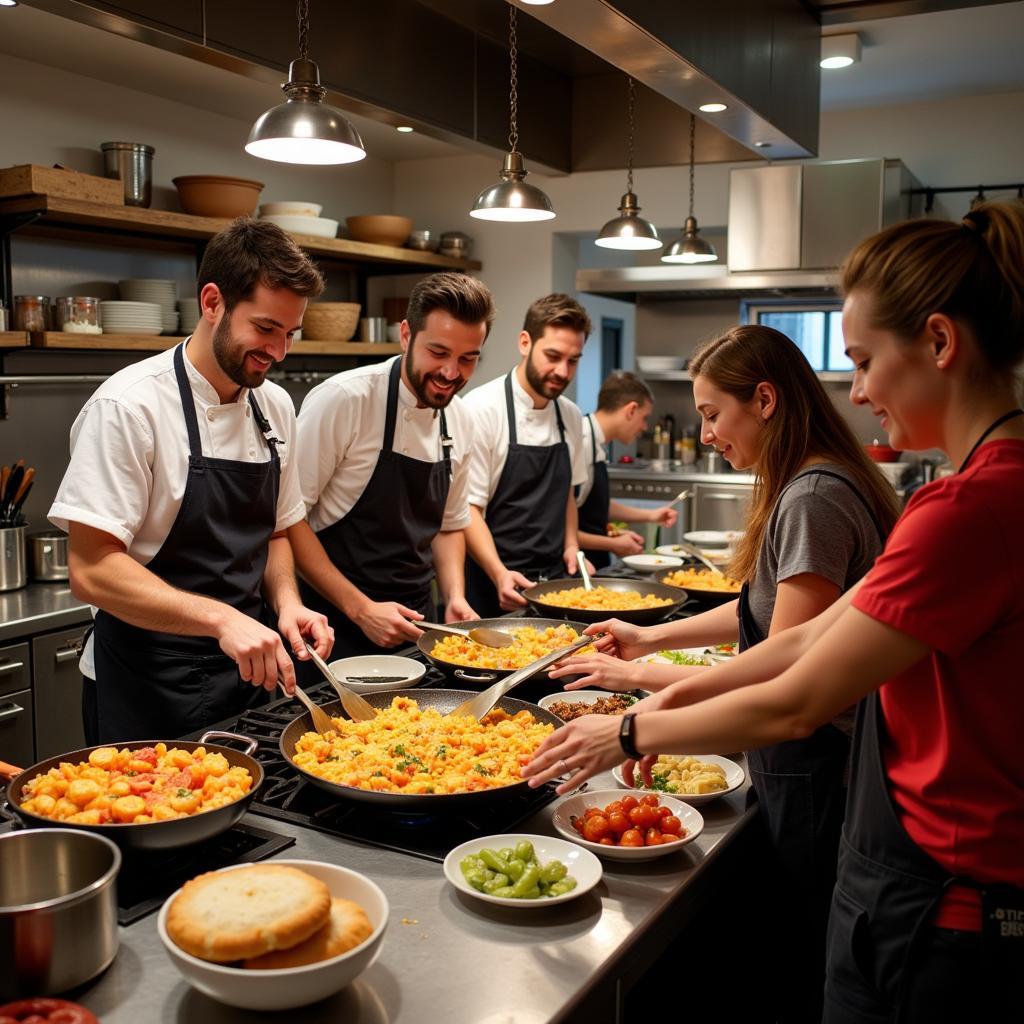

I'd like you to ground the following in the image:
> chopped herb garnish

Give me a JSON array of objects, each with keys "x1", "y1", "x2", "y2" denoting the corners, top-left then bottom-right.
[
  {"x1": 392, "y1": 744, "x2": 406, "y2": 756},
  {"x1": 435, "y1": 745, "x2": 447, "y2": 759},
  {"x1": 176, "y1": 787, "x2": 190, "y2": 798},
  {"x1": 473, "y1": 764, "x2": 494, "y2": 777}
]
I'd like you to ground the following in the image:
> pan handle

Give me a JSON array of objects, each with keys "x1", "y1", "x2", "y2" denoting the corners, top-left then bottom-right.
[
  {"x1": 199, "y1": 730, "x2": 259, "y2": 757},
  {"x1": 454, "y1": 669, "x2": 498, "y2": 683}
]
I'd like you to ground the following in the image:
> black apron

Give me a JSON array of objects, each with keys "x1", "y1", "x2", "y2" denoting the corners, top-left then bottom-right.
[
  {"x1": 823, "y1": 411, "x2": 1024, "y2": 1022},
  {"x1": 88, "y1": 343, "x2": 280, "y2": 744},
  {"x1": 577, "y1": 414, "x2": 612, "y2": 571},
  {"x1": 465, "y1": 372, "x2": 572, "y2": 618},
  {"x1": 298, "y1": 358, "x2": 452, "y2": 661},
  {"x1": 740, "y1": 468, "x2": 886, "y2": 1023}
]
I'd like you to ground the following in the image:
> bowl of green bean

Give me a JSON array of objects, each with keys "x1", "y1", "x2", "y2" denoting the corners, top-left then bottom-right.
[{"x1": 443, "y1": 834, "x2": 602, "y2": 908}]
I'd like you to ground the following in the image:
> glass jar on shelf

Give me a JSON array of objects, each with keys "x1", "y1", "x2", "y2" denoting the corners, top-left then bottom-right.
[
  {"x1": 56, "y1": 296, "x2": 102, "y2": 334},
  {"x1": 12, "y1": 295, "x2": 51, "y2": 332}
]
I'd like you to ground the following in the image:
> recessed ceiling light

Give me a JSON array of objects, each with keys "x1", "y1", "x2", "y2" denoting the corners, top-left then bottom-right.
[
  {"x1": 699, "y1": 102, "x2": 727, "y2": 113},
  {"x1": 396, "y1": 125, "x2": 414, "y2": 133},
  {"x1": 520, "y1": 0, "x2": 555, "y2": 5},
  {"x1": 820, "y1": 33, "x2": 861, "y2": 70},
  {"x1": 754, "y1": 141, "x2": 772, "y2": 149},
  {"x1": 0, "y1": 1, "x2": 20, "y2": 8}
]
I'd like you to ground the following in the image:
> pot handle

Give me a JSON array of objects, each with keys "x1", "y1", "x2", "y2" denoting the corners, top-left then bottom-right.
[
  {"x1": 199, "y1": 730, "x2": 259, "y2": 757},
  {"x1": 454, "y1": 669, "x2": 498, "y2": 683},
  {"x1": 0, "y1": 758, "x2": 24, "y2": 781}
]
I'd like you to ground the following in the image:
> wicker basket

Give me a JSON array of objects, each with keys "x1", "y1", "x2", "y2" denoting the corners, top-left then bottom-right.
[{"x1": 301, "y1": 302, "x2": 361, "y2": 342}]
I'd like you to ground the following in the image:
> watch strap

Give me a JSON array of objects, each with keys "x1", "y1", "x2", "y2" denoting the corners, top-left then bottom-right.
[{"x1": 619, "y1": 712, "x2": 642, "y2": 760}]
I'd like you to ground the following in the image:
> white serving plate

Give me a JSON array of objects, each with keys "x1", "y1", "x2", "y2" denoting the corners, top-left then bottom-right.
[
  {"x1": 443, "y1": 834, "x2": 601, "y2": 908},
  {"x1": 537, "y1": 690, "x2": 641, "y2": 717},
  {"x1": 635, "y1": 647, "x2": 710, "y2": 667},
  {"x1": 259, "y1": 201, "x2": 324, "y2": 218},
  {"x1": 612, "y1": 754, "x2": 745, "y2": 805},
  {"x1": 622, "y1": 553, "x2": 684, "y2": 573},
  {"x1": 157, "y1": 859, "x2": 388, "y2": 1011},
  {"x1": 260, "y1": 214, "x2": 339, "y2": 238},
  {"x1": 551, "y1": 790, "x2": 703, "y2": 860},
  {"x1": 327, "y1": 654, "x2": 426, "y2": 694},
  {"x1": 682, "y1": 530, "x2": 742, "y2": 549}
]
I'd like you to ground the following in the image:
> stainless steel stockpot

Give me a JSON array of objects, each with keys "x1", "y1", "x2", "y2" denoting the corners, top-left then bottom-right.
[
  {"x1": 27, "y1": 530, "x2": 69, "y2": 582},
  {"x1": 0, "y1": 828, "x2": 121, "y2": 999}
]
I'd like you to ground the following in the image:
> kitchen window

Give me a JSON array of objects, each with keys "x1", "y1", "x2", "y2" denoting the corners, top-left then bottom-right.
[{"x1": 742, "y1": 301, "x2": 853, "y2": 375}]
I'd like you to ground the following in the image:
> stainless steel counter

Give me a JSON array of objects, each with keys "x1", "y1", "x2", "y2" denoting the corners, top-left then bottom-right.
[
  {"x1": 72, "y1": 766, "x2": 755, "y2": 1024},
  {"x1": 0, "y1": 582, "x2": 90, "y2": 643},
  {"x1": 608, "y1": 468, "x2": 756, "y2": 485}
]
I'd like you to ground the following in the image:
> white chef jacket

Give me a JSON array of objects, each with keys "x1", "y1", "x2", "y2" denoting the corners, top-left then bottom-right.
[
  {"x1": 462, "y1": 371, "x2": 588, "y2": 514},
  {"x1": 49, "y1": 340, "x2": 306, "y2": 678},
  {"x1": 575, "y1": 413, "x2": 608, "y2": 506},
  {"x1": 296, "y1": 356, "x2": 474, "y2": 533}
]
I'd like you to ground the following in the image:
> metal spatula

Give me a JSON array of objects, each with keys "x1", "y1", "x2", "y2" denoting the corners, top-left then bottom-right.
[
  {"x1": 672, "y1": 541, "x2": 727, "y2": 576},
  {"x1": 447, "y1": 633, "x2": 599, "y2": 721},
  {"x1": 303, "y1": 642, "x2": 378, "y2": 722},
  {"x1": 280, "y1": 679, "x2": 338, "y2": 735},
  {"x1": 417, "y1": 622, "x2": 516, "y2": 648},
  {"x1": 576, "y1": 550, "x2": 594, "y2": 590}
]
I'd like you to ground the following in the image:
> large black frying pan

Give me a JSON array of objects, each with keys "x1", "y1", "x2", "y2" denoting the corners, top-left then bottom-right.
[
  {"x1": 522, "y1": 577, "x2": 689, "y2": 625},
  {"x1": 417, "y1": 616, "x2": 591, "y2": 685},
  {"x1": 4, "y1": 731, "x2": 263, "y2": 851},
  {"x1": 279, "y1": 688, "x2": 563, "y2": 809}
]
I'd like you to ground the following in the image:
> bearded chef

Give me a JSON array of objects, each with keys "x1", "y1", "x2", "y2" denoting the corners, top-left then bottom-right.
[
  {"x1": 463, "y1": 293, "x2": 593, "y2": 617},
  {"x1": 49, "y1": 219, "x2": 334, "y2": 743},
  {"x1": 288, "y1": 273, "x2": 495, "y2": 659}
]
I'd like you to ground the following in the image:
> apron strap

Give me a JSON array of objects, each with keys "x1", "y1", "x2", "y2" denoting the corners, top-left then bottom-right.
[
  {"x1": 439, "y1": 407, "x2": 452, "y2": 476},
  {"x1": 587, "y1": 413, "x2": 597, "y2": 465},
  {"x1": 503, "y1": 372, "x2": 518, "y2": 447},
  {"x1": 553, "y1": 395, "x2": 566, "y2": 443},
  {"x1": 382, "y1": 357, "x2": 402, "y2": 452},
  {"x1": 173, "y1": 343, "x2": 204, "y2": 459},
  {"x1": 785, "y1": 468, "x2": 889, "y2": 543},
  {"x1": 248, "y1": 392, "x2": 282, "y2": 463}
]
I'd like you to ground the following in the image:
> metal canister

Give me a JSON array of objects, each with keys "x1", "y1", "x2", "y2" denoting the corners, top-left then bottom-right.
[
  {"x1": 101, "y1": 141, "x2": 155, "y2": 208},
  {"x1": 0, "y1": 525, "x2": 26, "y2": 591}
]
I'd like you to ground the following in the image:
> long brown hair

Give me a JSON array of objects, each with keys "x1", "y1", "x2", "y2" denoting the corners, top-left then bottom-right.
[
  {"x1": 841, "y1": 200, "x2": 1024, "y2": 372},
  {"x1": 690, "y1": 325, "x2": 901, "y2": 582}
]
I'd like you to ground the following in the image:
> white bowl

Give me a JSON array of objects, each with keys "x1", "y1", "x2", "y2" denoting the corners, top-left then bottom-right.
[
  {"x1": 259, "y1": 201, "x2": 324, "y2": 218},
  {"x1": 622, "y1": 553, "x2": 684, "y2": 573},
  {"x1": 260, "y1": 214, "x2": 339, "y2": 238},
  {"x1": 636, "y1": 356, "x2": 687, "y2": 373},
  {"x1": 443, "y1": 834, "x2": 601, "y2": 908},
  {"x1": 537, "y1": 690, "x2": 643, "y2": 719},
  {"x1": 327, "y1": 655, "x2": 426, "y2": 694},
  {"x1": 157, "y1": 859, "x2": 388, "y2": 1011},
  {"x1": 683, "y1": 530, "x2": 742, "y2": 549},
  {"x1": 612, "y1": 754, "x2": 745, "y2": 805},
  {"x1": 551, "y1": 790, "x2": 703, "y2": 860}
]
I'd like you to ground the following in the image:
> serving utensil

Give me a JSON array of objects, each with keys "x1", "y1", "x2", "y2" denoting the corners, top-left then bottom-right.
[
  {"x1": 448, "y1": 633, "x2": 599, "y2": 721},
  {"x1": 417, "y1": 621, "x2": 516, "y2": 648},
  {"x1": 576, "y1": 550, "x2": 594, "y2": 591},
  {"x1": 671, "y1": 540, "x2": 726, "y2": 576},
  {"x1": 665, "y1": 488, "x2": 691, "y2": 509},
  {"x1": 281, "y1": 675, "x2": 341, "y2": 734},
  {"x1": 302, "y1": 641, "x2": 377, "y2": 722}
]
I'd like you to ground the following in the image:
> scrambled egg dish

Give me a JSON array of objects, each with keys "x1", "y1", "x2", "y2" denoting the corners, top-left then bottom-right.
[
  {"x1": 292, "y1": 695, "x2": 553, "y2": 795},
  {"x1": 430, "y1": 624, "x2": 591, "y2": 670},
  {"x1": 661, "y1": 568, "x2": 742, "y2": 593},
  {"x1": 533, "y1": 585, "x2": 672, "y2": 611}
]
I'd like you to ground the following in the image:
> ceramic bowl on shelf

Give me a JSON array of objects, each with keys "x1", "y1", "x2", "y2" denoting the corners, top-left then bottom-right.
[
  {"x1": 301, "y1": 302, "x2": 361, "y2": 341},
  {"x1": 260, "y1": 214, "x2": 339, "y2": 239},
  {"x1": 258, "y1": 201, "x2": 323, "y2": 218},
  {"x1": 346, "y1": 215, "x2": 414, "y2": 247},
  {"x1": 172, "y1": 175, "x2": 264, "y2": 218}
]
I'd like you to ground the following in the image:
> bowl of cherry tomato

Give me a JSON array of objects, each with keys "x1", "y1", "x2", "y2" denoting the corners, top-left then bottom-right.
[{"x1": 551, "y1": 790, "x2": 704, "y2": 861}]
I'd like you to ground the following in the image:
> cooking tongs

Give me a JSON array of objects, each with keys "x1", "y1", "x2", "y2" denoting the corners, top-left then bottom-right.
[{"x1": 448, "y1": 633, "x2": 599, "y2": 722}]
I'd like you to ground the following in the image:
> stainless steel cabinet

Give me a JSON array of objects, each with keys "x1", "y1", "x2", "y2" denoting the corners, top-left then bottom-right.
[
  {"x1": 32, "y1": 625, "x2": 89, "y2": 760},
  {"x1": 694, "y1": 482, "x2": 753, "y2": 532},
  {"x1": 0, "y1": 642, "x2": 33, "y2": 766}
]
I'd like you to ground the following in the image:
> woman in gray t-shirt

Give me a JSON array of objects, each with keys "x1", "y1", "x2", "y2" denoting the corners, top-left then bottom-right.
[{"x1": 552, "y1": 325, "x2": 899, "y2": 1023}]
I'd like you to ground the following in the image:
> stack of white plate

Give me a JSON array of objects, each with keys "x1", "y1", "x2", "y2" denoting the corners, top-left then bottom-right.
[
  {"x1": 100, "y1": 300, "x2": 163, "y2": 336},
  {"x1": 178, "y1": 297, "x2": 200, "y2": 334},
  {"x1": 120, "y1": 279, "x2": 179, "y2": 335}
]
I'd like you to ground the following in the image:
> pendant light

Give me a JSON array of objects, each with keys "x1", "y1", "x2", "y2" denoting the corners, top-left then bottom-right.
[
  {"x1": 470, "y1": 5, "x2": 555, "y2": 222},
  {"x1": 595, "y1": 77, "x2": 662, "y2": 251},
  {"x1": 662, "y1": 114, "x2": 718, "y2": 264},
  {"x1": 246, "y1": 0, "x2": 366, "y2": 165}
]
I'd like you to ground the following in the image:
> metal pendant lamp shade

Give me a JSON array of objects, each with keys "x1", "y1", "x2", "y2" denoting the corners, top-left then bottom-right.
[
  {"x1": 596, "y1": 78, "x2": 661, "y2": 251},
  {"x1": 471, "y1": 6, "x2": 555, "y2": 222},
  {"x1": 245, "y1": 2, "x2": 365, "y2": 165},
  {"x1": 662, "y1": 114, "x2": 717, "y2": 264}
]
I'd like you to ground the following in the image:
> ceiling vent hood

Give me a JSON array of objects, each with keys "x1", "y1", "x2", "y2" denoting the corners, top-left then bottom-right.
[{"x1": 577, "y1": 158, "x2": 922, "y2": 302}]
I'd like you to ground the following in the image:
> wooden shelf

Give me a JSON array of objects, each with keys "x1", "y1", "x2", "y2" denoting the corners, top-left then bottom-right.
[
  {"x1": 0, "y1": 195, "x2": 482, "y2": 272},
  {"x1": 0, "y1": 331, "x2": 29, "y2": 348},
  {"x1": 27, "y1": 333, "x2": 401, "y2": 356}
]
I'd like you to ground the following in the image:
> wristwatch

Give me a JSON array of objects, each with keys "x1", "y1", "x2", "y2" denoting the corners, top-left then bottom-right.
[{"x1": 619, "y1": 712, "x2": 642, "y2": 760}]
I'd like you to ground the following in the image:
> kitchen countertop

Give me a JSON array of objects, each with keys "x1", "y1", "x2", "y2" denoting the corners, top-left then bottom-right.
[
  {"x1": 608, "y1": 467, "x2": 756, "y2": 485},
  {"x1": 0, "y1": 581, "x2": 90, "y2": 642},
  {"x1": 68, "y1": 766, "x2": 755, "y2": 1024}
]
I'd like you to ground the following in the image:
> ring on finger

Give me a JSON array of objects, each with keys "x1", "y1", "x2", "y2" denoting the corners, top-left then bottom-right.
[{"x1": 557, "y1": 758, "x2": 570, "y2": 775}]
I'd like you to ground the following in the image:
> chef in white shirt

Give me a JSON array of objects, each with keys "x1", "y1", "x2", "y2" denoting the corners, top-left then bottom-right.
[
  {"x1": 49, "y1": 219, "x2": 333, "y2": 743},
  {"x1": 463, "y1": 293, "x2": 593, "y2": 617},
  {"x1": 288, "y1": 273, "x2": 495, "y2": 660},
  {"x1": 576, "y1": 371, "x2": 678, "y2": 569}
]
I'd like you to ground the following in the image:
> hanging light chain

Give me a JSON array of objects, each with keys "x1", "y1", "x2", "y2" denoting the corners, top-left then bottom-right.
[
  {"x1": 688, "y1": 113, "x2": 696, "y2": 219},
  {"x1": 626, "y1": 77, "x2": 636, "y2": 195},
  {"x1": 297, "y1": 0, "x2": 310, "y2": 61},
  {"x1": 508, "y1": 5, "x2": 520, "y2": 153}
]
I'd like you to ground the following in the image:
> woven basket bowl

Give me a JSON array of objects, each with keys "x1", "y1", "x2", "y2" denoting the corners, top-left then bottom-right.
[{"x1": 301, "y1": 302, "x2": 361, "y2": 341}]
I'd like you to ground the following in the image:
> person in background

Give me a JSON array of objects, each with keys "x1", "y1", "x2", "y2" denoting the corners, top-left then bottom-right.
[
  {"x1": 288, "y1": 273, "x2": 494, "y2": 660},
  {"x1": 575, "y1": 371, "x2": 679, "y2": 569},
  {"x1": 50, "y1": 218, "x2": 333, "y2": 743},
  {"x1": 526, "y1": 201, "x2": 1024, "y2": 1023},
  {"x1": 463, "y1": 294, "x2": 593, "y2": 616},
  {"x1": 556, "y1": 325, "x2": 900, "y2": 1022}
]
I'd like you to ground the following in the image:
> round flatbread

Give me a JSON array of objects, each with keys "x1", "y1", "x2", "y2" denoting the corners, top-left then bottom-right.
[
  {"x1": 167, "y1": 864, "x2": 331, "y2": 963},
  {"x1": 243, "y1": 897, "x2": 373, "y2": 969}
]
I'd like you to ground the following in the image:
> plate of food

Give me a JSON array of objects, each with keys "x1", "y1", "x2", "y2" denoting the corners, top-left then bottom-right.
[
  {"x1": 537, "y1": 690, "x2": 645, "y2": 721},
  {"x1": 443, "y1": 834, "x2": 602, "y2": 907},
  {"x1": 612, "y1": 753, "x2": 745, "y2": 805},
  {"x1": 522, "y1": 578, "x2": 687, "y2": 625},
  {"x1": 636, "y1": 647, "x2": 709, "y2": 667},
  {"x1": 622, "y1": 553, "x2": 684, "y2": 573}
]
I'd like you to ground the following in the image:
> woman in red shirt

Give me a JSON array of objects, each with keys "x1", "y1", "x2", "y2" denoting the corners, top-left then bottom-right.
[{"x1": 524, "y1": 200, "x2": 1024, "y2": 1022}]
